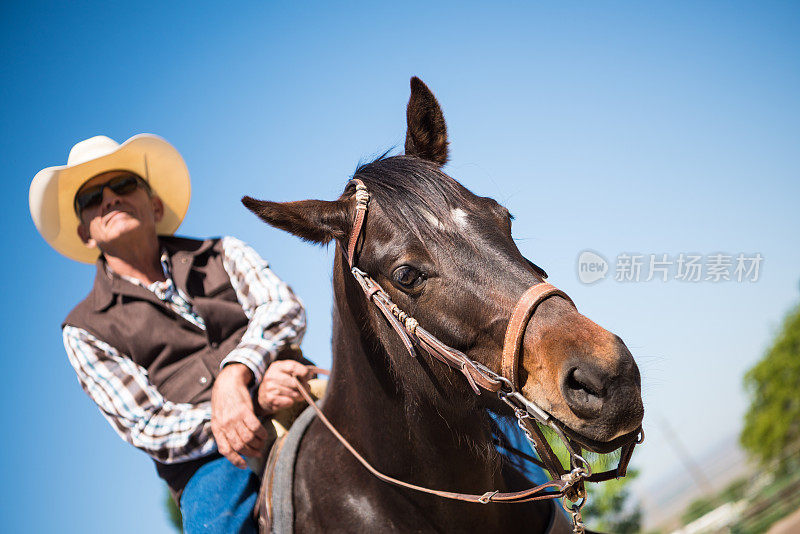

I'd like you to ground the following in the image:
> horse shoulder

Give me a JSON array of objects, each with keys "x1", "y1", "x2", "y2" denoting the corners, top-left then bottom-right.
[{"x1": 292, "y1": 422, "x2": 440, "y2": 533}]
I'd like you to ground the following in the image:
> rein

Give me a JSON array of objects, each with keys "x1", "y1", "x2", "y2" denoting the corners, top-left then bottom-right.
[{"x1": 292, "y1": 179, "x2": 643, "y2": 533}]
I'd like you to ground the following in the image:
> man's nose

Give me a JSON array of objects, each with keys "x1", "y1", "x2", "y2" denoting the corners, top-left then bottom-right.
[{"x1": 99, "y1": 187, "x2": 123, "y2": 213}]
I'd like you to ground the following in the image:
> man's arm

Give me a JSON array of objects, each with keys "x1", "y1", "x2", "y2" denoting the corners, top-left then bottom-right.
[
  {"x1": 212, "y1": 236, "x2": 310, "y2": 468},
  {"x1": 62, "y1": 325, "x2": 217, "y2": 464},
  {"x1": 219, "y1": 236, "x2": 307, "y2": 381}
]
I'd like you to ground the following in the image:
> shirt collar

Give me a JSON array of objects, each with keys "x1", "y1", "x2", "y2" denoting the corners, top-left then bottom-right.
[
  {"x1": 91, "y1": 236, "x2": 215, "y2": 311},
  {"x1": 105, "y1": 249, "x2": 171, "y2": 289}
]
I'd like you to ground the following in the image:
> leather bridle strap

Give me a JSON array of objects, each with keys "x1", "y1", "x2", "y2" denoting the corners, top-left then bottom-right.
[
  {"x1": 346, "y1": 180, "x2": 369, "y2": 267},
  {"x1": 292, "y1": 372, "x2": 569, "y2": 504},
  {"x1": 501, "y1": 284, "x2": 575, "y2": 390},
  {"x1": 350, "y1": 268, "x2": 504, "y2": 394},
  {"x1": 518, "y1": 416, "x2": 568, "y2": 478},
  {"x1": 344, "y1": 178, "x2": 504, "y2": 394},
  {"x1": 585, "y1": 440, "x2": 637, "y2": 483}
]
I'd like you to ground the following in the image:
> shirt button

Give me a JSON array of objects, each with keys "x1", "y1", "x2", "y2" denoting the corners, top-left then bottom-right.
[
  {"x1": 199, "y1": 376, "x2": 208, "y2": 385},
  {"x1": 210, "y1": 341, "x2": 219, "y2": 348}
]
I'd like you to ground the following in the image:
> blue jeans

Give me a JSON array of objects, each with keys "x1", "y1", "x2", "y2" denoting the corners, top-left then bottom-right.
[
  {"x1": 180, "y1": 456, "x2": 260, "y2": 534},
  {"x1": 491, "y1": 413, "x2": 549, "y2": 485}
]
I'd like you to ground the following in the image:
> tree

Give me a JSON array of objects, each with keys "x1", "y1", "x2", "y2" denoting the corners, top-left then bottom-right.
[
  {"x1": 582, "y1": 457, "x2": 642, "y2": 533},
  {"x1": 741, "y1": 301, "x2": 800, "y2": 464},
  {"x1": 680, "y1": 495, "x2": 716, "y2": 525},
  {"x1": 165, "y1": 488, "x2": 182, "y2": 533}
]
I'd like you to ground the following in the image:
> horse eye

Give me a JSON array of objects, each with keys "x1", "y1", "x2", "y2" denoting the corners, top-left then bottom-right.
[{"x1": 392, "y1": 265, "x2": 426, "y2": 291}]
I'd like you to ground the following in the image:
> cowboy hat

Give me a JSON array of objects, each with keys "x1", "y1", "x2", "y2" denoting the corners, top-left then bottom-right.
[{"x1": 29, "y1": 134, "x2": 191, "y2": 263}]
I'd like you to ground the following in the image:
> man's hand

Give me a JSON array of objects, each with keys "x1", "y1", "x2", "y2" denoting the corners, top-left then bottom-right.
[
  {"x1": 257, "y1": 360, "x2": 313, "y2": 415},
  {"x1": 211, "y1": 363, "x2": 268, "y2": 469}
]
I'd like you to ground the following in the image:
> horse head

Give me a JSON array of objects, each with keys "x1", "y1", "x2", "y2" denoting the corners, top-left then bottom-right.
[{"x1": 243, "y1": 77, "x2": 643, "y2": 456}]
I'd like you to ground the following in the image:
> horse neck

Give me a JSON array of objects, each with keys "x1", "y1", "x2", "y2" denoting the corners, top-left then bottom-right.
[{"x1": 321, "y1": 249, "x2": 503, "y2": 491}]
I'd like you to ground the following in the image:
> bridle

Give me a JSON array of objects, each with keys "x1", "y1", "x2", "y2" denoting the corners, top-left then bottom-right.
[{"x1": 292, "y1": 179, "x2": 643, "y2": 533}]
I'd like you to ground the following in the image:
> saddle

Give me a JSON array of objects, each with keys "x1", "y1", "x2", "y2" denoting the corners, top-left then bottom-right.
[{"x1": 253, "y1": 379, "x2": 326, "y2": 534}]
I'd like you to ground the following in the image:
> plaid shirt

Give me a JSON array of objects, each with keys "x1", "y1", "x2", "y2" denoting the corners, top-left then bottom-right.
[{"x1": 62, "y1": 236, "x2": 306, "y2": 464}]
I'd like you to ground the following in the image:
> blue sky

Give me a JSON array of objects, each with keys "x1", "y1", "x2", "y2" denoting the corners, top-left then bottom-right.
[{"x1": 2, "y1": 2, "x2": 799, "y2": 532}]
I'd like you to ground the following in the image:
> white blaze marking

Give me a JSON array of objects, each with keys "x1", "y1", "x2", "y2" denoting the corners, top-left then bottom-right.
[
  {"x1": 422, "y1": 210, "x2": 443, "y2": 229},
  {"x1": 451, "y1": 208, "x2": 469, "y2": 229}
]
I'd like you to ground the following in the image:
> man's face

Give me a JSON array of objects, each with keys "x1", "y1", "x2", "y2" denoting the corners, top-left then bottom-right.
[{"x1": 76, "y1": 170, "x2": 164, "y2": 251}]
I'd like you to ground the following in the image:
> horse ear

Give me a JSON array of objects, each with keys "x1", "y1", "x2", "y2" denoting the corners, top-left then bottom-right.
[
  {"x1": 404, "y1": 77, "x2": 449, "y2": 166},
  {"x1": 241, "y1": 196, "x2": 350, "y2": 244}
]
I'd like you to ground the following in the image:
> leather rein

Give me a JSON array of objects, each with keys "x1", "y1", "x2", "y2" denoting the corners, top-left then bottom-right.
[{"x1": 290, "y1": 179, "x2": 643, "y2": 531}]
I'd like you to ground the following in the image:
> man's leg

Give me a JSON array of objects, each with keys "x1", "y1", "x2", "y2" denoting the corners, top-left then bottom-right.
[
  {"x1": 180, "y1": 456, "x2": 260, "y2": 534},
  {"x1": 490, "y1": 413, "x2": 549, "y2": 485},
  {"x1": 491, "y1": 413, "x2": 573, "y2": 525}
]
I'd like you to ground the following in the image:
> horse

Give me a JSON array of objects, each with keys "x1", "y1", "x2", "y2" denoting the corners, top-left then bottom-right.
[{"x1": 243, "y1": 77, "x2": 644, "y2": 533}]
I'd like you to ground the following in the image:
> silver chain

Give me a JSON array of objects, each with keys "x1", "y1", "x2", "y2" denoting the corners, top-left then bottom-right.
[
  {"x1": 507, "y1": 403, "x2": 592, "y2": 533},
  {"x1": 562, "y1": 496, "x2": 587, "y2": 533}
]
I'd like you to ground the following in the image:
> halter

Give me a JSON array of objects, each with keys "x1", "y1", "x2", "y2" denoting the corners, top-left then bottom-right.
[{"x1": 297, "y1": 179, "x2": 643, "y2": 533}]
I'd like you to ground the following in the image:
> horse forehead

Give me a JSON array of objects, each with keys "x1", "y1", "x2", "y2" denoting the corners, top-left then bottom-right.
[
  {"x1": 419, "y1": 207, "x2": 471, "y2": 231},
  {"x1": 421, "y1": 209, "x2": 443, "y2": 229},
  {"x1": 451, "y1": 207, "x2": 469, "y2": 229}
]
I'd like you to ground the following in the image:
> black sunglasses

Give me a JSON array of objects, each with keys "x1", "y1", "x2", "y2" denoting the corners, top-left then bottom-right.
[{"x1": 74, "y1": 173, "x2": 149, "y2": 214}]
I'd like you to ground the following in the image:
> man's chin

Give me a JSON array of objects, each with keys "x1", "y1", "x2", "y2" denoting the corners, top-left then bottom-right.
[
  {"x1": 103, "y1": 210, "x2": 139, "y2": 227},
  {"x1": 95, "y1": 221, "x2": 152, "y2": 249}
]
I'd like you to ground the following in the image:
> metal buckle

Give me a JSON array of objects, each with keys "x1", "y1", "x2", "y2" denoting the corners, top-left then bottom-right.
[
  {"x1": 351, "y1": 267, "x2": 369, "y2": 284},
  {"x1": 499, "y1": 391, "x2": 551, "y2": 424},
  {"x1": 569, "y1": 454, "x2": 592, "y2": 478},
  {"x1": 478, "y1": 490, "x2": 499, "y2": 504}
]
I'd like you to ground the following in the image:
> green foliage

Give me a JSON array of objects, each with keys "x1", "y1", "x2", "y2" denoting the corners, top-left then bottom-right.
[
  {"x1": 582, "y1": 456, "x2": 642, "y2": 533},
  {"x1": 741, "y1": 302, "x2": 800, "y2": 464},
  {"x1": 719, "y1": 476, "x2": 748, "y2": 503},
  {"x1": 165, "y1": 487, "x2": 183, "y2": 533},
  {"x1": 730, "y1": 463, "x2": 800, "y2": 533},
  {"x1": 681, "y1": 495, "x2": 717, "y2": 525},
  {"x1": 680, "y1": 477, "x2": 747, "y2": 527}
]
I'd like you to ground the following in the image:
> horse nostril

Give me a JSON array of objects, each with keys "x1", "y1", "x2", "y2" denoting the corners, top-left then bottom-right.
[
  {"x1": 563, "y1": 367, "x2": 606, "y2": 419},
  {"x1": 569, "y1": 367, "x2": 605, "y2": 397}
]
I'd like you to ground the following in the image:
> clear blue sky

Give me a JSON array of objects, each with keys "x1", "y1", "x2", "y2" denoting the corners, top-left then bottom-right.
[{"x1": 2, "y1": 2, "x2": 799, "y2": 532}]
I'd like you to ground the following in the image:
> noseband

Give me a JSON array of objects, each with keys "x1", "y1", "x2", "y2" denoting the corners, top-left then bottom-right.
[{"x1": 297, "y1": 179, "x2": 643, "y2": 533}]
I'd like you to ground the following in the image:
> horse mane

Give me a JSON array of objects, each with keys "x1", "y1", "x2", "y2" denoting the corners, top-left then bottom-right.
[{"x1": 350, "y1": 154, "x2": 476, "y2": 248}]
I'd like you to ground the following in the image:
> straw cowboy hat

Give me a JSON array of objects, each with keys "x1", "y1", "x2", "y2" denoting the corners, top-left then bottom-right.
[{"x1": 29, "y1": 134, "x2": 191, "y2": 263}]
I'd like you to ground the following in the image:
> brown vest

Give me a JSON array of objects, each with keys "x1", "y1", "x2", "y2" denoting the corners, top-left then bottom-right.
[{"x1": 64, "y1": 235, "x2": 250, "y2": 497}]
